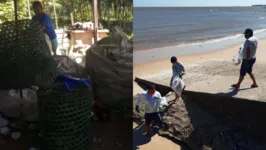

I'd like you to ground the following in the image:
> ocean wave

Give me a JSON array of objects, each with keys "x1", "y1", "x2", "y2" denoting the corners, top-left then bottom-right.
[
  {"x1": 135, "y1": 28, "x2": 266, "y2": 51},
  {"x1": 172, "y1": 28, "x2": 266, "y2": 46}
]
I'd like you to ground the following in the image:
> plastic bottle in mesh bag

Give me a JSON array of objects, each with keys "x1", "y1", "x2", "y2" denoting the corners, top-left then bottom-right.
[{"x1": 171, "y1": 76, "x2": 185, "y2": 96}]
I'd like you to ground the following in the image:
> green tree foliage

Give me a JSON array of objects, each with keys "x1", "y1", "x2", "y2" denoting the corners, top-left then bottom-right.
[{"x1": 0, "y1": 0, "x2": 133, "y2": 34}]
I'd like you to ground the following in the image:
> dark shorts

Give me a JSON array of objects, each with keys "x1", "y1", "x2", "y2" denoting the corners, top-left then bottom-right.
[
  {"x1": 144, "y1": 112, "x2": 164, "y2": 127},
  {"x1": 240, "y1": 58, "x2": 256, "y2": 76}
]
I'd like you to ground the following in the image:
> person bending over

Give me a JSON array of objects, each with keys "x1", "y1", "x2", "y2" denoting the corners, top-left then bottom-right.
[{"x1": 32, "y1": 1, "x2": 58, "y2": 55}]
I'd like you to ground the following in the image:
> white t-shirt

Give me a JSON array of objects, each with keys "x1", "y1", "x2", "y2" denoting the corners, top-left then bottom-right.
[
  {"x1": 172, "y1": 62, "x2": 185, "y2": 77},
  {"x1": 136, "y1": 91, "x2": 162, "y2": 113},
  {"x1": 242, "y1": 36, "x2": 258, "y2": 60}
]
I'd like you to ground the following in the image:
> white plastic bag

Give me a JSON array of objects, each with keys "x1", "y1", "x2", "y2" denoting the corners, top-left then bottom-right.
[
  {"x1": 232, "y1": 45, "x2": 243, "y2": 65},
  {"x1": 44, "y1": 33, "x2": 53, "y2": 55},
  {"x1": 0, "y1": 87, "x2": 39, "y2": 122},
  {"x1": 160, "y1": 97, "x2": 168, "y2": 106},
  {"x1": 171, "y1": 76, "x2": 185, "y2": 96}
]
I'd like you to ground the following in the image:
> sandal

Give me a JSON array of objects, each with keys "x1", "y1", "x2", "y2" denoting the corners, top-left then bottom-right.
[
  {"x1": 231, "y1": 84, "x2": 240, "y2": 89},
  {"x1": 251, "y1": 84, "x2": 258, "y2": 88}
]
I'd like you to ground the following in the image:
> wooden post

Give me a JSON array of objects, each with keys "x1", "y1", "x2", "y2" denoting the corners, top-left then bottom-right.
[
  {"x1": 26, "y1": 0, "x2": 31, "y2": 19},
  {"x1": 70, "y1": 13, "x2": 74, "y2": 25},
  {"x1": 52, "y1": 0, "x2": 58, "y2": 29},
  {"x1": 93, "y1": 0, "x2": 98, "y2": 44}
]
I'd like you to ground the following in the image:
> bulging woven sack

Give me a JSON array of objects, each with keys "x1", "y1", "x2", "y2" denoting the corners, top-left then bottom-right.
[
  {"x1": 85, "y1": 27, "x2": 133, "y2": 107},
  {"x1": 0, "y1": 19, "x2": 56, "y2": 89}
]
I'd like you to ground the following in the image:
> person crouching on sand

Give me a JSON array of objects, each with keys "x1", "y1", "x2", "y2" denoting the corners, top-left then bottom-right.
[
  {"x1": 231, "y1": 28, "x2": 258, "y2": 89},
  {"x1": 135, "y1": 84, "x2": 164, "y2": 137},
  {"x1": 170, "y1": 56, "x2": 186, "y2": 102}
]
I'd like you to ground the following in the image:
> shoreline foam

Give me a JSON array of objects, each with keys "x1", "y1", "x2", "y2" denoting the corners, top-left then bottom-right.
[
  {"x1": 134, "y1": 27, "x2": 266, "y2": 51},
  {"x1": 134, "y1": 30, "x2": 266, "y2": 64}
]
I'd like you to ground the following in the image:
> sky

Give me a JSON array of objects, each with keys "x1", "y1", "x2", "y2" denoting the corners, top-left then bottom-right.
[{"x1": 134, "y1": 0, "x2": 266, "y2": 7}]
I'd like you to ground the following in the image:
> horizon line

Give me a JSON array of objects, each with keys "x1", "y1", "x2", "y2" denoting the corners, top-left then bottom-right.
[{"x1": 133, "y1": 6, "x2": 254, "y2": 8}]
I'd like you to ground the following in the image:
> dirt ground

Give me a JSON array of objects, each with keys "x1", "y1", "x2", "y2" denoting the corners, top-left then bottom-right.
[{"x1": 0, "y1": 117, "x2": 132, "y2": 150}]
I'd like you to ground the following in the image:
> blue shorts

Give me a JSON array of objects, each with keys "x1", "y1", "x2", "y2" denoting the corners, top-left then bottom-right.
[
  {"x1": 240, "y1": 58, "x2": 256, "y2": 76},
  {"x1": 144, "y1": 112, "x2": 164, "y2": 127}
]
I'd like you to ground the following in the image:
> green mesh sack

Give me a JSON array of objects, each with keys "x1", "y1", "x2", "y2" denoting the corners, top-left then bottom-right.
[
  {"x1": 42, "y1": 126, "x2": 92, "y2": 150},
  {"x1": 37, "y1": 73, "x2": 93, "y2": 150},
  {"x1": 0, "y1": 19, "x2": 56, "y2": 89}
]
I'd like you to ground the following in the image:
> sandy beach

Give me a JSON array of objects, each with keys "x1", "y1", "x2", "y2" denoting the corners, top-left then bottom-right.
[
  {"x1": 133, "y1": 38, "x2": 266, "y2": 150},
  {"x1": 134, "y1": 38, "x2": 266, "y2": 95}
]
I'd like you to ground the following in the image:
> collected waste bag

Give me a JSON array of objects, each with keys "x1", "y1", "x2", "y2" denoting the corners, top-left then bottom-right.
[
  {"x1": 44, "y1": 33, "x2": 53, "y2": 55},
  {"x1": 232, "y1": 45, "x2": 243, "y2": 65},
  {"x1": 171, "y1": 76, "x2": 185, "y2": 96},
  {"x1": 85, "y1": 27, "x2": 133, "y2": 107},
  {"x1": 0, "y1": 87, "x2": 39, "y2": 122}
]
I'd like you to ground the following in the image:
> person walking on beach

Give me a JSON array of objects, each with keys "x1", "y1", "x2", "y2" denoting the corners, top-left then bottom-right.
[
  {"x1": 170, "y1": 56, "x2": 186, "y2": 102},
  {"x1": 135, "y1": 84, "x2": 165, "y2": 137},
  {"x1": 231, "y1": 28, "x2": 258, "y2": 89},
  {"x1": 32, "y1": 1, "x2": 58, "y2": 55}
]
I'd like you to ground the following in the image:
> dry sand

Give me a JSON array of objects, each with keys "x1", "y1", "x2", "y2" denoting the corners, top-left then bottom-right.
[{"x1": 133, "y1": 38, "x2": 266, "y2": 150}]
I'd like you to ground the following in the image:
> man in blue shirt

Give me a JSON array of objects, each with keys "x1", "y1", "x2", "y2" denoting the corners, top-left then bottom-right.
[{"x1": 32, "y1": 1, "x2": 58, "y2": 55}]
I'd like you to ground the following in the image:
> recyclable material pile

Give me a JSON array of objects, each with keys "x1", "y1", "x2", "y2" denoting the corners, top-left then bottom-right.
[
  {"x1": 85, "y1": 26, "x2": 133, "y2": 107},
  {"x1": 67, "y1": 22, "x2": 103, "y2": 31}
]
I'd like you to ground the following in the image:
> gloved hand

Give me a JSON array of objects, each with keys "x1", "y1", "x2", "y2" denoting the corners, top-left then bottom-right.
[
  {"x1": 158, "y1": 107, "x2": 163, "y2": 112},
  {"x1": 135, "y1": 106, "x2": 140, "y2": 113}
]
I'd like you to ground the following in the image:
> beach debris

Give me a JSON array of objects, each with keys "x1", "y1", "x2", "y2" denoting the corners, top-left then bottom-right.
[
  {"x1": 0, "y1": 127, "x2": 21, "y2": 140},
  {"x1": 115, "y1": 141, "x2": 123, "y2": 147},
  {"x1": 11, "y1": 132, "x2": 21, "y2": 140},
  {"x1": 92, "y1": 115, "x2": 100, "y2": 121},
  {"x1": 29, "y1": 123, "x2": 38, "y2": 130},
  {"x1": 92, "y1": 136, "x2": 102, "y2": 144},
  {"x1": 0, "y1": 88, "x2": 39, "y2": 122},
  {"x1": 0, "y1": 127, "x2": 10, "y2": 135}
]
